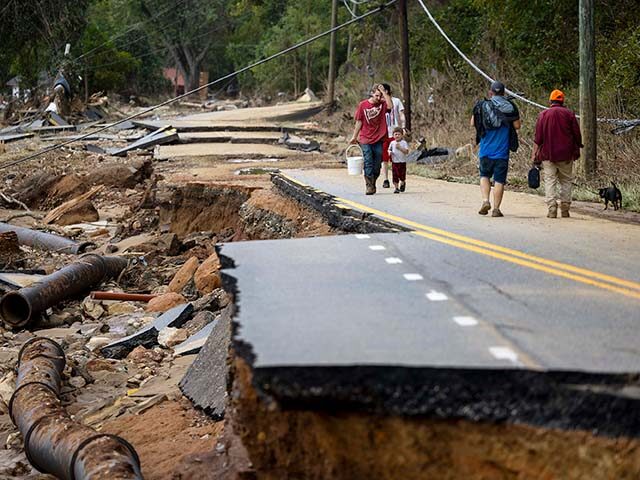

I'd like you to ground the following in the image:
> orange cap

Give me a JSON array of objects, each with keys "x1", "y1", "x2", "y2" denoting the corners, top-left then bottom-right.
[{"x1": 549, "y1": 89, "x2": 565, "y2": 103}]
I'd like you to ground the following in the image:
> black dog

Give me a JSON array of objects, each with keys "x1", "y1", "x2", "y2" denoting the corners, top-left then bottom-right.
[{"x1": 598, "y1": 182, "x2": 623, "y2": 210}]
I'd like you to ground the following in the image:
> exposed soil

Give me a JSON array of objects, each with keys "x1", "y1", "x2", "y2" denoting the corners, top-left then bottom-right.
[
  {"x1": 231, "y1": 359, "x2": 640, "y2": 480},
  {"x1": 101, "y1": 399, "x2": 224, "y2": 480},
  {"x1": 160, "y1": 182, "x2": 335, "y2": 241}
]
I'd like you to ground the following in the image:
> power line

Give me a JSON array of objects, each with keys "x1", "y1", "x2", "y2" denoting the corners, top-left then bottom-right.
[
  {"x1": 0, "y1": 0, "x2": 397, "y2": 170},
  {"x1": 416, "y1": 0, "x2": 640, "y2": 126},
  {"x1": 415, "y1": 0, "x2": 547, "y2": 110}
]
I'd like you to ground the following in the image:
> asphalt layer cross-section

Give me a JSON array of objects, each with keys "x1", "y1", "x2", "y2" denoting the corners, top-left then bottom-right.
[
  {"x1": 220, "y1": 233, "x2": 640, "y2": 435},
  {"x1": 213, "y1": 169, "x2": 640, "y2": 434}
]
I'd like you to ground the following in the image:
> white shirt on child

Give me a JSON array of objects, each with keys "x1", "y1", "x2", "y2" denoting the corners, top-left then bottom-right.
[{"x1": 389, "y1": 139, "x2": 409, "y2": 163}]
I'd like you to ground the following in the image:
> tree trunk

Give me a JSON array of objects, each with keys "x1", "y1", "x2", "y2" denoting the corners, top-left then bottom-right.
[{"x1": 305, "y1": 45, "x2": 311, "y2": 90}]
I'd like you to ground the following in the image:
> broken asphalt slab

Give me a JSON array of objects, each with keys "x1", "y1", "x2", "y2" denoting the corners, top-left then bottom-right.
[
  {"x1": 179, "y1": 304, "x2": 232, "y2": 418},
  {"x1": 213, "y1": 233, "x2": 640, "y2": 437},
  {"x1": 108, "y1": 126, "x2": 178, "y2": 157},
  {"x1": 173, "y1": 321, "x2": 216, "y2": 356},
  {"x1": 101, "y1": 303, "x2": 193, "y2": 359}
]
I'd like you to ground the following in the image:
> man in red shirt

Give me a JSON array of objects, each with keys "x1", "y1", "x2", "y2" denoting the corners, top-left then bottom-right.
[
  {"x1": 532, "y1": 89, "x2": 583, "y2": 218},
  {"x1": 350, "y1": 84, "x2": 393, "y2": 195}
]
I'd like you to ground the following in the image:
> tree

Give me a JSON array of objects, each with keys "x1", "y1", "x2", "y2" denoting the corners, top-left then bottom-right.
[
  {"x1": 0, "y1": 0, "x2": 90, "y2": 89},
  {"x1": 137, "y1": 0, "x2": 228, "y2": 93}
]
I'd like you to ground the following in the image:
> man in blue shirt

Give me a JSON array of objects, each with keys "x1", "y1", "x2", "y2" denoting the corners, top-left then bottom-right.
[{"x1": 471, "y1": 81, "x2": 521, "y2": 217}]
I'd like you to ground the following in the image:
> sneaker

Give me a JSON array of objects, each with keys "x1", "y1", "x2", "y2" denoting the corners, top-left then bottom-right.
[
  {"x1": 547, "y1": 206, "x2": 557, "y2": 218},
  {"x1": 393, "y1": 188, "x2": 400, "y2": 194},
  {"x1": 491, "y1": 208, "x2": 504, "y2": 217},
  {"x1": 399, "y1": 182, "x2": 406, "y2": 192},
  {"x1": 382, "y1": 180, "x2": 390, "y2": 188},
  {"x1": 478, "y1": 201, "x2": 491, "y2": 215}
]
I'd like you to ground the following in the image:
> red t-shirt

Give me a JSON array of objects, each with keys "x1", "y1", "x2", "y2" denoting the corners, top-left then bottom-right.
[
  {"x1": 355, "y1": 99, "x2": 388, "y2": 144},
  {"x1": 534, "y1": 104, "x2": 583, "y2": 162}
]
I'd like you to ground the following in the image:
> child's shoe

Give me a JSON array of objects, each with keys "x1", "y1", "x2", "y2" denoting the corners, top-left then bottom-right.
[
  {"x1": 382, "y1": 180, "x2": 390, "y2": 188},
  {"x1": 393, "y1": 188, "x2": 400, "y2": 194},
  {"x1": 399, "y1": 181, "x2": 406, "y2": 192}
]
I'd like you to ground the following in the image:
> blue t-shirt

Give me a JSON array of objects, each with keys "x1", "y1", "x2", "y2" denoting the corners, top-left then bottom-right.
[{"x1": 479, "y1": 125, "x2": 510, "y2": 160}]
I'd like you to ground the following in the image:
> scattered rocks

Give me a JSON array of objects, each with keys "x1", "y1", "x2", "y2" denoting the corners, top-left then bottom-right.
[
  {"x1": 82, "y1": 298, "x2": 106, "y2": 320},
  {"x1": 194, "y1": 251, "x2": 222, "y2": 294},
  {"x1": 86, "y1": 336, "x2": 111, "y2": 352},
  {"x1": 184, "y1": 311, "x2": 217, "y2": 336},
  {"x1": 158, "y1": 327, "x2": 189, "y2": 348},
  {"x1": 146, "y1": 292, "x2": 187, "y2": 313},
  {"x1": 127, "y1": 346, "x2": 164, "y2": 364},
  {"x1": 168, "y1": 256, "x2": 200, "y2": 293},
  {"x1": 68, "y1": 376, "x2": 87, "y2": 389},
  {"x1": 192, "y1": 288, "x2": 230, "y2": 313},
  {"x1": 85, "y1": 358, "x2": 118, "y2": 373},
  {"x1": 107, "y1": 302, "x2": 139, "y2": 316}
]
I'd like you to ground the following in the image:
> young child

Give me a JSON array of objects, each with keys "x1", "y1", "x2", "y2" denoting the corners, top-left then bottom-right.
[{"x1": 388, "y1": 127, "x2": 409, "y2": 193}]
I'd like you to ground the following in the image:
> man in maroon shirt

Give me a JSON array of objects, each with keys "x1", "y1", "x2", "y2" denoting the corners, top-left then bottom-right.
[
  {"x1": 532, "y1": 89, "x2": 583, "y2": 218},
  {"x1": 350, "y1": 84, "x2": 393, "y2": 195}
]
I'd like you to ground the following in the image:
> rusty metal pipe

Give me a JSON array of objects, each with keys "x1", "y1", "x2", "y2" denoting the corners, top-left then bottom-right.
[
  {"x1": 0, "y1": 222, "x2": 95, "y2": 254},
  {"x1": 10, "y1": 337, "x2": 143, "y2": 479},
  {"x1": 90, "y1": 291, "x2": 157, "y2": 302},
  {"x1": 0, "y1": 254, "x2": 128, "y2": 329}
]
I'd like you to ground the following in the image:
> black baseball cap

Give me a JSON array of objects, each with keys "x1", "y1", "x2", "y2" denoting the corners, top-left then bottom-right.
[{"x1": 490, "y1": 81, "x2": 505, "y2": 95}]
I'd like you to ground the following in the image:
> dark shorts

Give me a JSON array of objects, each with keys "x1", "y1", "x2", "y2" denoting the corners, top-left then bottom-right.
[
  {"x1": 479, "y1": 157, "x2": 508, "y2": 184},
  {"x1": 392, "y1": 162, "x2": 406, "y2": 183}
]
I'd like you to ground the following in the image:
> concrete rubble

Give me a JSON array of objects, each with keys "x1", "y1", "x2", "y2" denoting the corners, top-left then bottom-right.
[{"x1": 0, "y1": 98, "x2": 341, "y2": 479}]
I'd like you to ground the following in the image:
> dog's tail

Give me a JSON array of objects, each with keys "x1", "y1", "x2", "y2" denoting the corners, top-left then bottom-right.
[{"x1": 611, "y1": 181, "x2": 618, "y2": 189}]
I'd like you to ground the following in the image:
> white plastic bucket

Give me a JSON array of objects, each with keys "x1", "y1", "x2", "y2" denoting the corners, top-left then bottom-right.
[{"x1": 345, "y1": 144, "x2": 364, "y2": 175}]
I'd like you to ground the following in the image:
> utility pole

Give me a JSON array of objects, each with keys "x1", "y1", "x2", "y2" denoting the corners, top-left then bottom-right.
[
  {"x1": 398, "y1": 0, "x2": 411, "y2": 130},
  {"x1": 579, "y1": 0, "x2": 597, "y2": 177},
  {"x1": 327, "y1": 0, "x2": 339, "y2": 111}
]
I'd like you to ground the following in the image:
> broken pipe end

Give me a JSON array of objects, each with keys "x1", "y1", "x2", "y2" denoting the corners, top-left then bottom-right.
[{"x1": 0, "y1": 291, "x2": 33, "y2": 329}]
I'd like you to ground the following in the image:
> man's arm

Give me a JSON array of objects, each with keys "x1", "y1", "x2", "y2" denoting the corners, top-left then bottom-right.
[
  {"x1": 531, "y1": 142, "x2": 540, "y2": 164},
  {"x1": 350, "y1": 120, "x2": 362, "y2": 144},
  {"x1": 470, "y1": 115, "x2": 475, "y2": 127},
  {"x1": 513, "y1": 118, "x2": 521, "y2": 130},
  {"x1": 379, "y1": 84, "x2": 392, "y2": 109}
]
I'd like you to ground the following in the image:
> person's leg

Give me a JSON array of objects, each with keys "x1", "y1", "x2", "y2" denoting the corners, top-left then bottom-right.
[
  {"x1": 542, "y1": 160, "x2": 559, "y2": 217},
  {"x1": 557, "y1": 161, "x2": 574, "y2": 217},
  {"x1": 493, "y1": 182, "x2": 504, "y2": 210},
  {"x1": 360, "y1": 143, "x2": 375, "y2": 195},
  {"x1": 392, "y1": 163, "x2": 400, "y2": 193},
  {"x1": 382, "y1": 137, "x2": 391, "y2": 187},
  {"x1": 371, "y1": 140, "x2": 383, "y2": 180},
  {"x1": 478, "y1": 156, "x2": 493, "y2": 215},
  {"x1": 398, "y1": 163, "x2": 407, "y2": 191},
  {"x1": 491, "y1": 158, "x2": 508, "y2": 216}
]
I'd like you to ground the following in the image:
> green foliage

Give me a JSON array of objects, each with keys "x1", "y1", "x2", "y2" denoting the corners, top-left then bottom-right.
[{"x1": 80, "y1": 23, "x2": 140, "y2": 93}]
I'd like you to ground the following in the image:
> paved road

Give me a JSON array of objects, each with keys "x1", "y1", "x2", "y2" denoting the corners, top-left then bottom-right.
[{"x1": 223, "y1": 169, "x2": 640, "y2": 373}]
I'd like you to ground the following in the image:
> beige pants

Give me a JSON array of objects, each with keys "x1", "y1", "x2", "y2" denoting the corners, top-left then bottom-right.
[{"x1": 542, "y1": 160, "x2": 573, "y2": 206}]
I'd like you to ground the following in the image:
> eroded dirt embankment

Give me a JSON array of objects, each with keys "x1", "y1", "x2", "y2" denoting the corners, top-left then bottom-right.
[{"x1": 230, "y1": 359, "x2": 640, "y2": 480}]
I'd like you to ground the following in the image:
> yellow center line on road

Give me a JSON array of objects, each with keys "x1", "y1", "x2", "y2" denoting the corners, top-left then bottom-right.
[
  {"x1": 332, "y1": 196, "x2": 640, "y2": 299},
  {"x1": 411, "y1": 230, "x2": 640, "y2": 300},
  {"x1": 280, "y1": 173, "x2": 640, "y2": 298}
]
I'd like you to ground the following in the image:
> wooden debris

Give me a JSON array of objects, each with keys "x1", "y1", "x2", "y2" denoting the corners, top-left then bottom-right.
[{"x1": 43, "y1": 185, "x2": 103, "y2": 225}]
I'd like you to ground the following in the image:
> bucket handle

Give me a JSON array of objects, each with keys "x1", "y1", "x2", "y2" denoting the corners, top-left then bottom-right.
[{"x1": 345, "y1": 143, "x2": 363, "y2": 159}]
